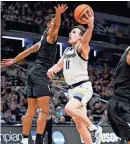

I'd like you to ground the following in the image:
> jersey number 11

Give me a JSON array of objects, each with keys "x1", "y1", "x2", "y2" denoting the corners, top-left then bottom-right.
[{"x1": 66, "y1": 60, "x2": 70, "y2": 70}]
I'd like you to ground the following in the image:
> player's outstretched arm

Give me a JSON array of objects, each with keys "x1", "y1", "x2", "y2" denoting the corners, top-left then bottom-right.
[
  {"x1": 81, "y1": 9, "x2": 94, "y2": 45},
  {"x1": 47, "y1": 56, "x2": 64, "y2": 79},
  {"x1": 1, "y1": 42, "x2": 39, "y2": 67},
  {"x1": 47, "y1": 4, "x2": 68, "y2": 43},
  {"x1": 126, "y1": 48, "x2": 130, "y2": 65}
]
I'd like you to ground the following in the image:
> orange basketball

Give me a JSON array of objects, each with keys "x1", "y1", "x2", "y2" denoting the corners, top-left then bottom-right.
[{"x1": 74, "y1": 4, "x2": 93, "y2": 24}]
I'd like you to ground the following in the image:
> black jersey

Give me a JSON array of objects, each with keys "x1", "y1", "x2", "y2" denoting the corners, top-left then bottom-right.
[
  {"x1": 35, "y1": 28, "x2": 57, "y2": 72},
  {"x1": 113, "y1": 47, "x2": 130, "y2": 101}
]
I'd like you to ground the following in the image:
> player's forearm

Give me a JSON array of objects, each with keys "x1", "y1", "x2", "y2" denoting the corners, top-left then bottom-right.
[
  {"x1": 81, "y1": 25, "x2": 94, "y2": 44},
  {"x1": 13, "y1": 51, "x2": 29, "y2": 63},
  {"x1": 53, "y1": 13, "x2": 61, "y2": 30},
  {"x1": 13, "y1": 43, "x2": 38, "y2": 63},
  {"x1": 51, "y1": 63, "x2": 63, "y2": 73}
]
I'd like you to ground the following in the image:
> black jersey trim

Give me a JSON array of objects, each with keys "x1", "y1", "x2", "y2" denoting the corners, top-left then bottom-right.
[
  {"x1": 76, "y1": 46, "x2": 88, "y2": 61},
  {"x1": 77, "y1": 50, "x2": 88, "y2": 61}
]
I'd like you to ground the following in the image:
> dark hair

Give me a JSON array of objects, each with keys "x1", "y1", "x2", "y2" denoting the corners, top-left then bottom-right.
[
  {"x1": 46, "y1": 14, "x2": 55, "y2": 24},
  {"x1": 72, "y1": 25, "x2": 87, "y2": 36}
]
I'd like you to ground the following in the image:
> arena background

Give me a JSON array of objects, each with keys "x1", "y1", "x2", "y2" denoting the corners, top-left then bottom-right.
[{"x1": 1, "y1": 1, "x2": 130, "y2": 144}]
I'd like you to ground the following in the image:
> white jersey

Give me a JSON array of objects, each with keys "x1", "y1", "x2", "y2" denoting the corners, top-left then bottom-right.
[{"x1": 63, "y1": 47, "x2": 90, "y2": 85}]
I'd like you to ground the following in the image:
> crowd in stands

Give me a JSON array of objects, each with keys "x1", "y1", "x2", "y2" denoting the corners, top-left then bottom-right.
[
  {"x1": 1, "y1": 63, "x2": 112, "y2": 126},
  {"x1": 1, "y1": 66, "x2": 27, "y2": 124},
  {"x1": 1, "y1": 1, "x2": 130, "y2": 38},
  {"x1": 89, "y1": 64, "x2": 114, "y2": 101},
  {"x1": 1, "y1": 2, "x2": 76, "y2": 31}
]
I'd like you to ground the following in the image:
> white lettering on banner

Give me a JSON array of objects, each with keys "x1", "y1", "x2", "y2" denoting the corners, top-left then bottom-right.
[
  {"x1": 0, "y1": 131, "x2": 22, "y2": 144},
  {"x1": 102, "y1": 133, "x2": 121, "y2": 143},
  {"x1": 53, "y1": 138, "x2": 65, "y2": 142},
  {"x1": 80, "y1": 133, "x2": 121, "y2": 143}
]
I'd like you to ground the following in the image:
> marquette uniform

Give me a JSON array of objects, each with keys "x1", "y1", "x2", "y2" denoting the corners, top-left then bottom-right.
[
  {"x1": 26, "y1": 29, "x2": 57, "y2": 98},
  {"x1": 107, "y1": 47, "x2": 130, "y2": 141},
  {"x1": 63, "y1": 47, "x2": 93, "y2": 106}
]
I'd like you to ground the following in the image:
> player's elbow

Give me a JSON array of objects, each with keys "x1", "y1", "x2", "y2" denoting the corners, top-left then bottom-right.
[{"x1": 30, "y1": 43, "x2": 39, "y2": 53}]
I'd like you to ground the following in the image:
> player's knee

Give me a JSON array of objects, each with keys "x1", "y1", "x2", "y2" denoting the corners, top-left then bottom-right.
[
  {"x1": 65, "y1": 105, "x2": 73, "y2": 115},
  {"x1": 26, "y1": 110, "x2": 36, "y2": 118},
  {"x1": 37, "y1": 111, "x2": 48, "y2": 122}
]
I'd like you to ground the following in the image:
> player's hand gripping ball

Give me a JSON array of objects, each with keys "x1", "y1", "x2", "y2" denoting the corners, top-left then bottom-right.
[{"x1": 74, "y1": 4, "x2": 94, "y2": 24}]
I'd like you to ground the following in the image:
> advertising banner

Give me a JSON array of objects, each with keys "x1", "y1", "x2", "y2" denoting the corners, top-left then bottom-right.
[{"x1": 0, "y1": 125, "x2": 127, "y2": 144}]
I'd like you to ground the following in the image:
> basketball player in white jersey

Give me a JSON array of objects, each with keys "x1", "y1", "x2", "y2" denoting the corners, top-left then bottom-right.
[{"x1": 47, "y1": 10, "x2": 102, "y2": 144}]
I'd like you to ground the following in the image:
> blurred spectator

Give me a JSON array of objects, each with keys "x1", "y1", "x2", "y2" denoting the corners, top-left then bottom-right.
[
  {"x1": 92, "y1": 102, "x2": 104, "y2": 115},
  {"x1": 59, "y1": 92, "x2": 68, "y2": 105},
  {"x1": 87, "y1": 110, "x2": 92, "y2": 117},
  {"x1": 10, "y1": 102, "x2": 20, "y2": 121},
  {"x1": 59, "y1": 116, "x2": 66, "y2": 125},
  {"x1": 4, "y1": 110, "x2": 16, "y2": 124},
  {"x1": 98, "y1": 109, "x2": 109, "y2": 126},
  {"x1": 89, "y1": 115, "x2": 94, "y2": 123},
  {"x1": 0, "y1": 105, "x2": 6, "y2": 123}
]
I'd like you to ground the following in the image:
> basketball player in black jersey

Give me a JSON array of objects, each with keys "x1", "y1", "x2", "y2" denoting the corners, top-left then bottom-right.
[
  {"x1": 1, "y1": 4, "x2": 68, "y2": 144},
  {"x1": 107, "y1": 46, "x2": 130, "y2": 144}
]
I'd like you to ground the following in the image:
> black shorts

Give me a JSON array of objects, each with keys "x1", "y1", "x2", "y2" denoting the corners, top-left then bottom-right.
[
  {"x1": 26, "y1": 64, "x2": 51, "y2": 98},
  {"x1": 107, "y1": 97, "x2": 130, "y2": 141}
]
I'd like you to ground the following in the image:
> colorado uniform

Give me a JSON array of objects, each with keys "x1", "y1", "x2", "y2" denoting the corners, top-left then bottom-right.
[
  {"x1": 63, "y1": 47, "x2": 93, "y2": 107},
  {"x1": 26, "y1": 28, "x2": 57, "y2": 98},
  {"x1": 107, "y1": 46, "x2": 130, "y2": 141}
]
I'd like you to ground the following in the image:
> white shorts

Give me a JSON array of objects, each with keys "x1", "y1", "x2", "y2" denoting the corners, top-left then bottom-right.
[{"x1": 68, "y1": 81, "x2": 93, "y2": 106}]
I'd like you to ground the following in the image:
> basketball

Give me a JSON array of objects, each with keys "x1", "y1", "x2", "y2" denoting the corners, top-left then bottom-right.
[{"x1": 74, "y1": 4, "x2": 93, "y2": 24}]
